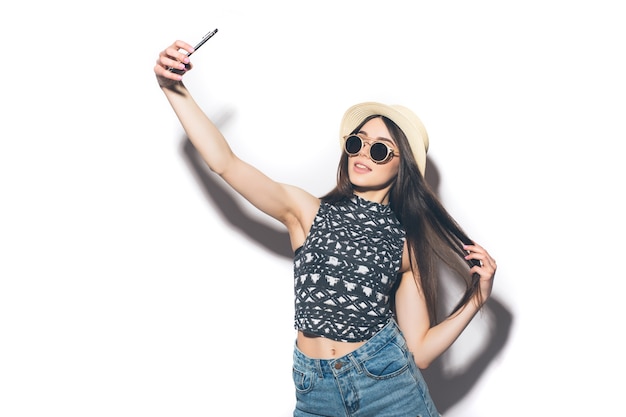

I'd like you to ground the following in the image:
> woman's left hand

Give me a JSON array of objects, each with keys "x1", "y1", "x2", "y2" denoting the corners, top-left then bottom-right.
[{"x1": 463, "y1": 243, "x2": 497, "y2": 302}]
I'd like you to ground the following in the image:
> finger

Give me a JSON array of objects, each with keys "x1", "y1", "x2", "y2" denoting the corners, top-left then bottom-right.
[
  {"x1": 156, "y1": 57, "x2": 192, "y2": 80},
  {"x1": 154, "y1": 63, "x2": 183, "y2": 81},
  {"x1": 159, "y1": 50, "x2": 190, "y2": 70},
  {"x1": 160, "y1": 41, "x2": 193, "y2": 64},
  {"x1": 463, "y1": 246, "x2": 485, "y2": 261},
  {"x1": 158, "y1": 58, "x2": 187, "y2": 74},
  {"x1": 464, "y1": 244, "x2": 495, "y2": 262},
  {"x1": 163, "y1": 42, "x2": 195, "y2": 69},
  {"x1": 171, "y1": 40, "x2": 195, "y2": 56},
  {"x1": 469, "y1": 261, "x2": 495, "y2": 281},
  {"x1": 463, "y1": 242, "x2": 486, "y2": 253},
  {"x1": 466, "y1": 252, "x2": 497, "y2": 273}
]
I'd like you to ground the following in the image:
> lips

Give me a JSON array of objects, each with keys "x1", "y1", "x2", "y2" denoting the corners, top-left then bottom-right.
[{"x1": 353, "y1": 160, "x2": 372, "y2": 173}]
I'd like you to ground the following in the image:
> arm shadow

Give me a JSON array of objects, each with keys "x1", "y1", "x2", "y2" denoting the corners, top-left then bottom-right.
[
  {"x1": 179, "y1": 132, "x2": 293, "y2": 260},
  {"x1": 421, "y1": 157, "x2": 514, "y2": 413},
  {"x1": 422, "y1": 296, "x2": 513, "y2": 413}
]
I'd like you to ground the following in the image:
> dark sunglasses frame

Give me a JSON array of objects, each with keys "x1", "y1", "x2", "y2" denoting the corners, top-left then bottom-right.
[{"x1": 343, "y1": 134, "x2": 398, "y2": 164}]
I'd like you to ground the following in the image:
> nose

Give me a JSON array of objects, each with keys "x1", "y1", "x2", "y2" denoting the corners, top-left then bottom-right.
[{"x1": 357, "y1": 140, "x2": 372, "y2": 157}]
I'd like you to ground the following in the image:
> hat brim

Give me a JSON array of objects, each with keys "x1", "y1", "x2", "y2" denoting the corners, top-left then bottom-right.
[{"x1": 339, "y1": 102, "x2": 429, "y2": 176}]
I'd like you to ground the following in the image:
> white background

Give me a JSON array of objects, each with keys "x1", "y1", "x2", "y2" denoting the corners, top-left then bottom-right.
[{"x1": 2, "y1": 1, "x2": 624, "y2": 416}]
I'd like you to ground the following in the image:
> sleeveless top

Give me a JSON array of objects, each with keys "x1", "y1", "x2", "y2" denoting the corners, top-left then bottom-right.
[{"x1": 293, "y1": 195, "x2": 406, "y2": 342}]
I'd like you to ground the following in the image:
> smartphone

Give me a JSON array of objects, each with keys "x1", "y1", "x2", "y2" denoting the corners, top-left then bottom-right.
[{"x1": 168, "y1": 28, "x2": 218, "y2": 74}]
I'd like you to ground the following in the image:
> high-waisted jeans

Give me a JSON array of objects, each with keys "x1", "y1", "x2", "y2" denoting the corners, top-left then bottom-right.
[{"x1": 292, "y1": 319, "x2": 440, "y2": 417}]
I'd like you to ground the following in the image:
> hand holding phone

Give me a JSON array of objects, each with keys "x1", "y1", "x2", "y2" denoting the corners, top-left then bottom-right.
[{"x1": 168, "y1": 28, "x2": 218, "y2": 74}]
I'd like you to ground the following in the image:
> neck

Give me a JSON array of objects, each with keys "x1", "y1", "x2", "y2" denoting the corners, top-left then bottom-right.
[{"x1": 353, "y1": 188, "x2": 392, "y2": 205}]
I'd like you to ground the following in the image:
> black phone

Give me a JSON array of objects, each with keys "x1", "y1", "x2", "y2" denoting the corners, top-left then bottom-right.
[
  {"x1": 189, "y1": 28, "x2": 218, "y2": 54},
  {"x1": 168, "y1": 28, "x2": 218, "y2": 74}
]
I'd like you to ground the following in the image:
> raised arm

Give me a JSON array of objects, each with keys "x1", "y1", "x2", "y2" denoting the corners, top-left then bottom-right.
[
  {"x1": 395, "y1": 243, "x2": 497, "y2": 369},
  {"x1": 154, "y1": 41, "x2": 319, "y2": 245}
]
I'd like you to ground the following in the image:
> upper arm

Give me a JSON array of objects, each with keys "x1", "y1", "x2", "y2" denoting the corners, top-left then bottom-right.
[
  {"x1": 394, "y1": 266, "x2": 433, "y2": 368},
  {"x1": 165, "y1": 86, "x2": 319, "y2": 236},
  {"x1": 220, "y1": 155, "x2": 320, "y2": 248}
]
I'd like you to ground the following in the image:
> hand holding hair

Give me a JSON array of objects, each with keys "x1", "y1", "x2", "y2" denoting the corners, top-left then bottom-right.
[{"x1": 464, "y1": 243, "x2": 497, "y2": 302}]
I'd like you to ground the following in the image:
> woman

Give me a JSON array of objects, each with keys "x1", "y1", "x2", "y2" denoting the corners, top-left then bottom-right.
[{"x1": 155, "y1": 39, "x2": 496, "y2": 417}]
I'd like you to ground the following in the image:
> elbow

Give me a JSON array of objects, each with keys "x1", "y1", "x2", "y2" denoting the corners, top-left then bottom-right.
[
  {"x1": 413, "y1": 356, "x2": 432, "y2": 370},
  {"x1": 207, "y1": 154, "x2": 236, "y2": 177},
  {"x1": 407, "y1": 344, "x2": 433, "y2": 369},
  {"x1": 208, "y1": 164, "x2": 226, "y2": 176}
]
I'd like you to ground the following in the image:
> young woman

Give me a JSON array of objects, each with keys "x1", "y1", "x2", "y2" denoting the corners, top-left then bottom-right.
[{"x1": 154, "y1": 39, "x2": 496, "y2": 417}]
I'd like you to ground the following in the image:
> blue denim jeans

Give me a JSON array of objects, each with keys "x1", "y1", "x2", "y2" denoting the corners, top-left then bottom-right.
[{"x1": 292, "y1": 319, "x2": 440, "y2": 417}]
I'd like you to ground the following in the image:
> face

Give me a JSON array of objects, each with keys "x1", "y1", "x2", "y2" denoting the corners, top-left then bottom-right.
[{"x1": 346, "y1": 117, "x2": 400, "y2": 202}]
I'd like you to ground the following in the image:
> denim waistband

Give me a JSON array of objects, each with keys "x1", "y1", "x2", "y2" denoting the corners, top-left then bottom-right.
[{"x1": 293, "y1": 319, "x2": 404, "y2": 377}]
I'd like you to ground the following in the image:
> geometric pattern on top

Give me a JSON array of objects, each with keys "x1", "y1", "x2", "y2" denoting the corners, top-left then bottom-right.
[{"x1": 293, "y1": 195, "x2": 406, "y2": 342}]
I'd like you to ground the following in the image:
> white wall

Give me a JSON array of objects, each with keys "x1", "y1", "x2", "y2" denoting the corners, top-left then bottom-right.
[{"x1": 2, "y1": 1, "x2": 624, "y2": 416}]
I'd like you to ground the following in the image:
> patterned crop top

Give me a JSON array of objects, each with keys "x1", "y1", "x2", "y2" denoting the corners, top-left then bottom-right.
[{"x1": 293, "y1": 195, "x2": 406, "y2": 342}]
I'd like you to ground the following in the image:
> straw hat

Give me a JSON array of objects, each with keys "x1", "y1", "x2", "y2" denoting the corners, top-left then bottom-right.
[{"x1": 339, "y1": 102, "x2": 429, "y2": 176}]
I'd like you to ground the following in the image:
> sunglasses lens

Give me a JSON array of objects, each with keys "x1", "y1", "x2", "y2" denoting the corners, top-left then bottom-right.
[
  {"x1": 345, "y1": 135, "x2": 362, "y2": 154},
  {"x1": 370, "y1": 142, "x2": 389, "y2": 162}
]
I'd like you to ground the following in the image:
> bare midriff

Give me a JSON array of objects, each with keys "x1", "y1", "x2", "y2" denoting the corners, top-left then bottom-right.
[{"x1": 297, "y1": 331, "x2": 367, "y2": 359}]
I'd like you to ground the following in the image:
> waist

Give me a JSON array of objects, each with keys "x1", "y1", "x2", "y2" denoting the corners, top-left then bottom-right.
[
  {"x1": 296, "y1": 331, "x2": 367, "y2": 359},
  {"x1": 293, "y1": 319, "x2": 404, "y2": 374}
]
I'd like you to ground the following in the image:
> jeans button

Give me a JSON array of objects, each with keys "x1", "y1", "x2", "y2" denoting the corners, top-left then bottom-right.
[{"x1": 334, "y1": 361, "x2": 342, "y2": 369}]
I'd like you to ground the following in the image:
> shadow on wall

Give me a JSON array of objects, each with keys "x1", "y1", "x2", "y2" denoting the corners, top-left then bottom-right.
[
  {"x1": 180, "y1": 124, "x2": 513, "y2": 414},
  {"x1": 180, "y1": 134, "x2": 293, "y2": 259}
]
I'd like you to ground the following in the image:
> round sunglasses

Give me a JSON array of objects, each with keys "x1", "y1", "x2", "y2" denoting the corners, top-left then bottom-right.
[{"x1": 343, "y1": 134, "x2": 398, "y2": 164}]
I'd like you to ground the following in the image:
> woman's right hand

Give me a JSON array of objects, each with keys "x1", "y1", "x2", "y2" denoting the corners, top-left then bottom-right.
[{"x1": 154, "y1": 40, "x2": 195, "y2": 89}]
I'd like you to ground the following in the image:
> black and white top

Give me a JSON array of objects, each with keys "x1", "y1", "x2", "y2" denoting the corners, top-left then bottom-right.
[{"x1": 293, "y1": 195, "x2": 406, "y2": 342}]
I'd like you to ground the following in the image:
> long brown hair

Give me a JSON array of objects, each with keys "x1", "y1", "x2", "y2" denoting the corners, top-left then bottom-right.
[{"x1": 321, "y1": 115, "x2": 482, "y2": 325}]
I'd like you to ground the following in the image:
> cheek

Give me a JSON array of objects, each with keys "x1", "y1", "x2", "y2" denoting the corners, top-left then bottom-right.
[
  {"x1": 382, "y1": 161, "x2": 400, "y2": 179},
  {"x1": 370, "y1": 164, "x2": 399, "y2": 186}
]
